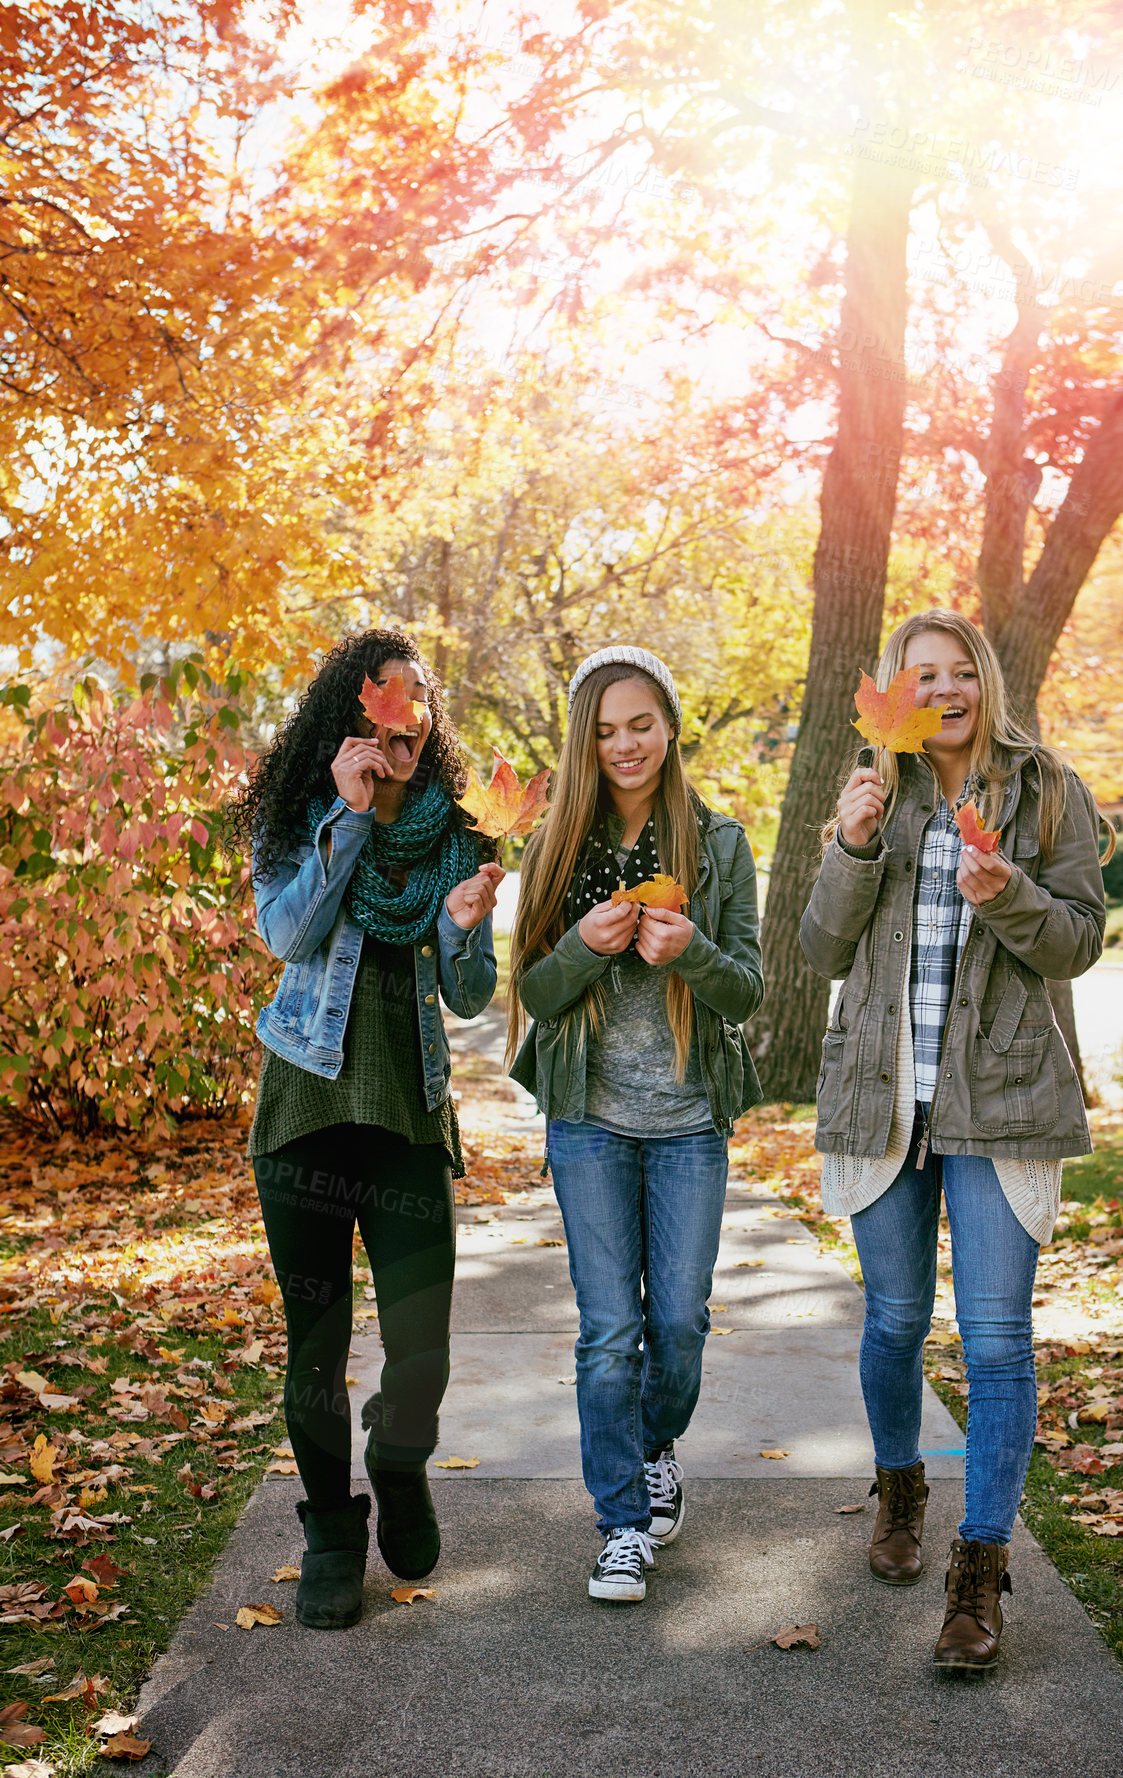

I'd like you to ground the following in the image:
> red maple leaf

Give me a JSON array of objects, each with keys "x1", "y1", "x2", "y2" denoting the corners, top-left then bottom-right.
[
  {"x1": 358, "y1": 674, "x2": 426, "y2": 733},
  {"x1": 955, "y1": 800, "x2": 1000, "y2": 853}
]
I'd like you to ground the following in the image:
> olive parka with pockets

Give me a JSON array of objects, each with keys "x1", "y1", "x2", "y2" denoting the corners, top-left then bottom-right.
[
  {"x1": 510, "y1": 809, "x2": 765, "y2": 1139},
  {"x1": 799, "y1": 749, "x2": 1105, "y2": 1162}
]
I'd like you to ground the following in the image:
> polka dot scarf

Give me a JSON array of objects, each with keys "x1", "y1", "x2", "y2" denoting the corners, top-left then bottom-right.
[{"x1": 566, "y1": 813, "x2": 663, "y2": 951}]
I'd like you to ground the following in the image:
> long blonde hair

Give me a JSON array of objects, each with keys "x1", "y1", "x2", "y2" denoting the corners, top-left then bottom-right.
[
  {"x1": 824, "y1": 609, "x2": 1114, "y2": 861},
  {"x1": 506, "y1": 664, "x2": 703, "y2": 1079}
]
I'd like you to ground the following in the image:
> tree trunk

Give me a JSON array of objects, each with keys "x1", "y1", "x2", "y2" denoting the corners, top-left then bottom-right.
[
  {"x1": 746, "y1": 150, "x2": 914, "y2": 1100},
  {"x1": 994, "y1": 390, "x2": 1123, "y2": 722}
]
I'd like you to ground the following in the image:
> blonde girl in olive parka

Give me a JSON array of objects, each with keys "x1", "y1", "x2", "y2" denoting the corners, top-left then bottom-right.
[{"x1": 801, "y1": 610, "x2": 1108, "y2": 1674}]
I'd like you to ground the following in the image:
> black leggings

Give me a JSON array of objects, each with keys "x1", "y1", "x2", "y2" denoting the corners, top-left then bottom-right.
[{"x1": 253, "y1": 1124, "x2": 455, "y2": 1511}]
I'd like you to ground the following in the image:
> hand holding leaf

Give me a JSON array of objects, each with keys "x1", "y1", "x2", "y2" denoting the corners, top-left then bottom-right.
[
  {"x1": 853, "y1": 667, "x2": 945, "y2": 753},
  {"x1": 457, "y1": 749, "x2": 551, "y2": 842},
  {"x1": 610, "y1": 873, "x2": 688, "y2": 912}
]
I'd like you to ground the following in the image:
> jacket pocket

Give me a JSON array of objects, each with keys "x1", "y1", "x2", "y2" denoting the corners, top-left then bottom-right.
[
  {"x1": 816, "y1": 1027, "x2": 847, "y2": 1122},
  {"x1": 969, "y1": 1027, "x2": 1060, "y2": 1136},
  {"x1": 716, "y1": 1017, "x2": 745, "y2": 1120}
]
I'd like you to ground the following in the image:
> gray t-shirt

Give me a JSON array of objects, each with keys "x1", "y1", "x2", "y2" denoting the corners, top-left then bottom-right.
[{"x1": 581, "y1": 846, "x2": 714, "y2": 1138}]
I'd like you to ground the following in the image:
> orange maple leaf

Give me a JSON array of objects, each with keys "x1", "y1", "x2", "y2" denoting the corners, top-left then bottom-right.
[
  {"x1": 457, "y1": 749, "x2": 551, "y2": 840},
  {"x1": 852, "y1": 667, "x2": 945, "y2": 753},
  {"x1": 358, "y1": 674, "x2": 426, "y2": 733},
  {"x1": 955, "y1": 800, "x2": 1001, "y2": 853},
  {"x1": 610, "y1": 873, "x2": 689, "y2": 912}
]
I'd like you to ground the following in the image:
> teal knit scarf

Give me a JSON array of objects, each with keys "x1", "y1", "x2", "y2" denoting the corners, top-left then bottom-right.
[{"x1": 304, "y1": 782, "x2": 479, "y2": 944}]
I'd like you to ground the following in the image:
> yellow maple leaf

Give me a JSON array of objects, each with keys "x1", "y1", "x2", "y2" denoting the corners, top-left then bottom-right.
[
  {"x1": 852, "y1": 667, "x2": 945, "y2": 753},
  {"x1": 28, "y1": 1434, "x2": 58, "y2": 1485},
  {"x1": 457, "y1": 749, "x2": 551, "y2": 840},
  {"x1": 610, "y1": 873, "x2": 688, "y2": 912}
]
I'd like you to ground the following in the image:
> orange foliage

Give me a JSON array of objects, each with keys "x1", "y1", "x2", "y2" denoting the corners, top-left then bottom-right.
[
  {"x1": 358, "y1": 675, "x2": 426, "y2": 732},
  {"x1": 457, "y1": 750, "x2": 551, "y2": 842},
  {"x1": 0, "y1": 665, "x2": 273, "y2": 1133},
  {"x1": 955, "y1": 801, "x2": 1001, "y2": 853},
  {"x1": 852, "y1": 668, "x2": 945, "y2": 754},
  {"x1": 610, "y1": 874, "x2": 689, "y2": 911}
]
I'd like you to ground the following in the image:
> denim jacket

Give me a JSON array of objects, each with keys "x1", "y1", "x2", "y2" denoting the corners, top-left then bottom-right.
[{"x1": 253, "y1": 795, "x2": 497, "y2": 1109}]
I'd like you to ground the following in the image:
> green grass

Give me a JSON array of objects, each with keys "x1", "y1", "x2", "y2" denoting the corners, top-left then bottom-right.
[
  {"x1": 1062, "y1": 1132, "x2": 1123, "y2": 1205},
  {"x1": 0, "y1": 1306, "x2": 285, "y2": 1773}
]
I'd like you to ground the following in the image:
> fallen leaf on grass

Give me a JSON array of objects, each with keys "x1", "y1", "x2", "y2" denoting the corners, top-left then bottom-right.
[
  {"x1": 433, "y1": 1455, "x2": 478, "y2": 1469},
  {"x1": 28, "y1": 1436, "x2": 58, "y2": 1485},
  {"x1": 271, "y1": 1566, "x2": 301, "y2": 1583},
  {"x1": 5, "y1": 1758, "x2": 56, "y2": 1778},
  {"x1": 954, "y1": 800, "x2": 1001, "y2": 854},
  {"x1": 390, "y1": 1587, "x2": 436, "y2": 1604},
  {"x1": 457, "y1": 749, "x2": 551, "y2": 841},
  {"x1": 41, "y1": 1671, "x2": 109, "y2": 1705},
  {"x1": 14, "y1": 1372, "x2": 50, "y2": 1399},
  {"x1": 235, "y1": 1602, "x2": 283, "y2": 1629},
  {"x1": 99, "y1": 1732, "x2": 151, "y2": 1761},
  {"x1": 852, "y1": 667, "x2": 944, "y2": 753},
  {"x1": 0, "y1": 1472, "x2": 23, "y2": 1486},
  {"x1": 760, "y1": 1448, "x2": 791, "y2": 1460},
  {"x1": 0, "y1": 1703, "x2": 47, "y2": 1750},
  {"x1": 6, "y1": 1661, "x2": 53, "y2": 1678},
  {"x1": 62, "y1": 1575, "x2": 99, "y2": 1606},
  {"x1": 91, "y1": 1711, "x2": 138, "y2": 1738},
  {"x1": 610, "y1": 873, "x2": 688, "y2": 912},
  {"x1": 835, "y1": 1503, "x2": 867, "y2": 1514},
  {"x1": 83, "y1": 1554, "x2": 126, "y2": 1588}
]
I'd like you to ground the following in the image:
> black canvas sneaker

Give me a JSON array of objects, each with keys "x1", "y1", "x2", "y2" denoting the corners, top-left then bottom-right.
[
  {"x1": 588, "y1": 1526, "x2": 659, "y2": 1602},
  {"x1": 644, "y1": 1446, "x2": 686, "y2": 1542}
]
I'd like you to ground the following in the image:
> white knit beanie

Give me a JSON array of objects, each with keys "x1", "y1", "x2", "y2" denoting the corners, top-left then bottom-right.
[{"x1": 566, "y1": 646, "x2": 682, "y2": 734}]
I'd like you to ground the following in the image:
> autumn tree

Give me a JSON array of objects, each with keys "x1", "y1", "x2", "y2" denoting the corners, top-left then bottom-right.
[
  {"x1": 529, "y1": 0, "x2": 1123, "y2": 1095},
  {"x1": 1, "y1": 1, "x2": 601, "y2": 670}
]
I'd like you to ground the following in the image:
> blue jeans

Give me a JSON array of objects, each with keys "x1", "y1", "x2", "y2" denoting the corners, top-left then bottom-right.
[
  {"x1": 850, "y1": 1113, "x2": 1039, "y2": 1545},
  {"x1": 548, "y1": 1119, "x2": 728, "y2": 1532}
]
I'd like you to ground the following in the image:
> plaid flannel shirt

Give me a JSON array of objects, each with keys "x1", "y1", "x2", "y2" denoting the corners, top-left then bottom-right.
[{"x1": 909, "y1": 788, "x2": 974, "y2": 1104}]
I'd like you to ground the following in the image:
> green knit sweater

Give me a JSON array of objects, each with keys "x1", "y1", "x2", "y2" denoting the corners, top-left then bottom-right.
[{"x1": 248, "y1": 933, "x2": 463, "y2": 1174}]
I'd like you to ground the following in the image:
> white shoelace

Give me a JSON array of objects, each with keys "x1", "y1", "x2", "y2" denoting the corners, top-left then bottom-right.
[
  {"x1": 644, "y1": 1453, "x2": 684, "y2": 1508},
  {"x1": 600, "y1": 1528, "x2": 659, "y2": 1575}
]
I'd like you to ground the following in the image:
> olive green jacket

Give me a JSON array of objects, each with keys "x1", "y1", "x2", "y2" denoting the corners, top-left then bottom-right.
[
  {"x1": 510, "y1": 811, "x2": 764, "y2": 1136},
  {"x1": 799, "y1": 751, "x2": 1105, "y2": 1160}
]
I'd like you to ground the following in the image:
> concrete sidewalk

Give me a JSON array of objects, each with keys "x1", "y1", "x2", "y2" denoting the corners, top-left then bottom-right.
[{"x1": 135, "y1": 1160, "x2": 1123, "y2": 1777}]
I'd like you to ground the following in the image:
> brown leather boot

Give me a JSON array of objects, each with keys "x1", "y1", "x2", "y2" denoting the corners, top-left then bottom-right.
[
  {"x1": 933, "y1": 1539, "x2": 1011, "y2": 1670},
  {"x1": 868, "y1": 1460, "x2": 928, "y2": 1584}
]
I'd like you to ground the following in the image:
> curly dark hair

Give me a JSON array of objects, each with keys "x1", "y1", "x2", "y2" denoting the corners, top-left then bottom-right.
[{"x1": 228, "y1": 629, "x2": 474, "y2": 881}]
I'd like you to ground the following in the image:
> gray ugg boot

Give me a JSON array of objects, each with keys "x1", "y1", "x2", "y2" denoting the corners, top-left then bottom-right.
[
  {"x1": 361, "y1": 1392, "x2": 441, "y2": 1581},
  {"x1": 294, "y1": 1495, "x2": 371, "y2": 1630}
]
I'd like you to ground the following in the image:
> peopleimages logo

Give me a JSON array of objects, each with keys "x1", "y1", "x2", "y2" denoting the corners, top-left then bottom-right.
[
  {"x1": 847, "y1": 119, "x2": 1081, "y2": 192},
  {"x1": 959, "y1": 35, "x2": 1121, "y2": 100}
]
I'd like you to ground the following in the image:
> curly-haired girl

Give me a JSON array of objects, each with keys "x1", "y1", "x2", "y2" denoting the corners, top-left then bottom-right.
[{"x1": 230, "y1": 629, "x2": 502, "y2": 1630}]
